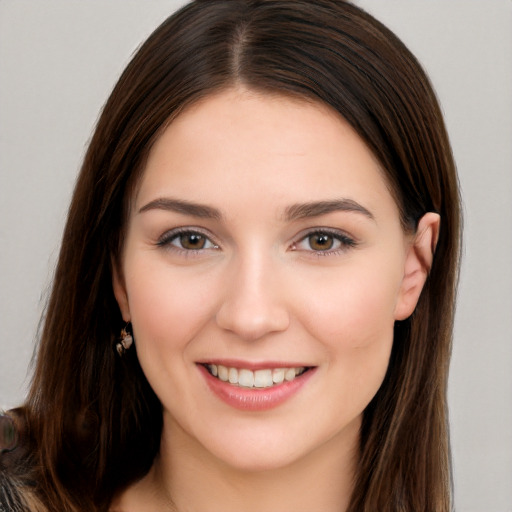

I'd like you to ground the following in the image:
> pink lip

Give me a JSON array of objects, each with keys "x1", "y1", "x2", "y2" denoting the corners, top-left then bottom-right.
[
  {"x1": 197, "y1": 364, "x2": 316, "y2": 411},
  {"x1": 197, "y1": 358, "x2": 309, "y2": 371}
]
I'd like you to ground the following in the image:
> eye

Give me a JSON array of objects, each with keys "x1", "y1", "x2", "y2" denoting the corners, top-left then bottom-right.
[
  {"x1": 157, "y1": 229, "x2": 219, "y2": 252},
  {"x1": 307, "y1": 232, "x2": 336, "y2": 251},
  {"x1": 291, "y1": 229, "x2": 356, "y2": 254}
]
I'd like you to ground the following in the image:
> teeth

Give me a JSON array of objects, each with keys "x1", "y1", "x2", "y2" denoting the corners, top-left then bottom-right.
[
  {"x1": 218, "y1": 365, "x2": 228, "y2": 382},
  {"x1": 285, "y1": 368, "x2": 296, "y2": 381},
  {"x1": 228, "y1": 367, "x2": 238, "y2": 384},
  {"x1": 206, "y1": 364, "x2": 306, "y2": 389},
  {"x1": 238, "y1": 369, "x2": 254, "y2": 387},
  {"x1": 272, "y1": 368, "x2": 285, "y2": 384},
  {"x1": 254, "y1": 369, "x2": 273, "y2": 388}
]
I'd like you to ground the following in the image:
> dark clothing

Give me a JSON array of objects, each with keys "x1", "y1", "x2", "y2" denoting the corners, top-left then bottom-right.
[{"x1": 0, "y1": 413, "x2": 34, "y2": 512}]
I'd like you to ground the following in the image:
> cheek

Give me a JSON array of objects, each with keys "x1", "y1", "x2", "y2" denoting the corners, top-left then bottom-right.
[
  {"x1": 300, "y1": 264, "x2": 400, "y2": 349},
  {"x1": 122, "y1": 257, "x2": 222, "y2": 410},
  {"x1": 124, "y1": 257, "x2": 218, "y2": 354},
  {"x1": 295, "y1": 259, "x2": 402, "y2": 404}
]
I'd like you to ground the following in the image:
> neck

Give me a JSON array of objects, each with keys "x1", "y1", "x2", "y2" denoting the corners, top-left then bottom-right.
[{"x1": 147, "y1": 414, "x2": 360, "y2": 512}]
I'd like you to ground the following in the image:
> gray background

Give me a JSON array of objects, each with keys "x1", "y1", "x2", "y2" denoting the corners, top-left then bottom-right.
[{"x1": 1, "y1": 1, "x2": 511, "y2": 510}]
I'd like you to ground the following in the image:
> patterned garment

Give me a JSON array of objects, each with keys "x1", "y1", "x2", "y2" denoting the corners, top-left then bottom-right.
[
  {"x1": 0, "y1": 473, "x2": 31, "y2": 512},
  {"x1": 0, "y1": 414, "x2": 33, "y2": 512}
]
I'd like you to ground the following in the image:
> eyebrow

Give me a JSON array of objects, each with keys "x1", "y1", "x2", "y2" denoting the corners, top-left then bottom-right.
[
  {"x1": 284, "y1": 199, "x2": 374, "y2": 221},
  {"x1": 138, "y1": 198, "x2": 222, "y2": 219},
  {"x1": 138, "y1": 197, "x2": 374, "y2": 222}
]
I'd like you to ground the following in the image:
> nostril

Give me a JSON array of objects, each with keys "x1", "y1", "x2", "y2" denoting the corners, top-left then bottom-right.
[
  {"x1": 215, "y1": 299, "x2": 289, "y2": 340},
  {"x1": 215, "y1": 307, "x2": 290, "y2": 341}
]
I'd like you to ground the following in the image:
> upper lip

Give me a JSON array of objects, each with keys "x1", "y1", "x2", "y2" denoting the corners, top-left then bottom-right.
[{"x1": 196, "y1": 359, "x2": 313, "y2": 371}]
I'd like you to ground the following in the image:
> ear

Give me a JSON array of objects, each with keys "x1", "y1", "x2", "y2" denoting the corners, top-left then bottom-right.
[
  {"x1": 112, "y1": 262, "x2": 131, "y2": 322},
  {"x1": 394, "y1": 212, "x2": 440, "y2": 321}
]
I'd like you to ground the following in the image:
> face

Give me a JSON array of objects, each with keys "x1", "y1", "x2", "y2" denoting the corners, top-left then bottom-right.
[{"x1": 114, "y1": 88, "x2": 433, "y2": 472}]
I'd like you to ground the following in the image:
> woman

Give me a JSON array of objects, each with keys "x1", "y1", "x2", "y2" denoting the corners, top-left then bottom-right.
[{"x1": 0, "y1": 1, "x2": 461, "y2": 511}]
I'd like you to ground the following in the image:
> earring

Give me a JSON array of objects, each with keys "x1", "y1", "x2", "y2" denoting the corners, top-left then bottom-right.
[
  {"x1": 116, "y1": 323, "x2": 133, "y2": 356},
  {"x1": 0, "y1": 414, "x2": 18, "y2": 453}
]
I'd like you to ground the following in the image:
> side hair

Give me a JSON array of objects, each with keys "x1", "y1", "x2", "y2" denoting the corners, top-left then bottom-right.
[{"x1": 15, "y1": 1, "x2": 461, "y2": 511}]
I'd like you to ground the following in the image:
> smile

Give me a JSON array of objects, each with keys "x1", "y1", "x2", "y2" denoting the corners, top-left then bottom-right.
[
  {"x1": 198, "y1": 362, "x2": 316, "y2": 411},
  {"x1": 204, "y1": 364, "x2": 308, "y2": 389}
]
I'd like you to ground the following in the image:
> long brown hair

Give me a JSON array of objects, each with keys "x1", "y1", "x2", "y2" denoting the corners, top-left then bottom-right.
[{"x1": 14, "y1": 1, "x2": 461, "y2": 510}]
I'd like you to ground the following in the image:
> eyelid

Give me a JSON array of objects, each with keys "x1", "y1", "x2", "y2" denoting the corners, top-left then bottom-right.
[
  {"x1": 156, "y1": 226, "x2": 220, "y2": 251},
  {"x1": 290, "y1": 227, "x2": 358, "y2": 254}
]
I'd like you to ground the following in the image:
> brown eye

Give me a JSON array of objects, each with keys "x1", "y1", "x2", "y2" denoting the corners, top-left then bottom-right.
[
  {"x1": 308, "y1": 233, "x2": 334, "y2": 251},
  {"x1": 158, "y1": 229, "x2": 218, "y2": 252},
  {"x1": 179, "y1": 233, "x2": 207, "y2": 250},
  {"x1": 291, "y1": 229, "x2": 357, "y2": 254}
]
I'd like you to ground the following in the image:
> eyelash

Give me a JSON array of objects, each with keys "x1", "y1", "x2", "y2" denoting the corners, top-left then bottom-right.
[
  {"x1": 291, "y1": 228, "x2": 357, "y2": 256},
  {"x1": 156, "y1": 227, "x2": 357, "y2": 256},
  {"x1": 156, "y1": 228, "x2": 220, "y2": 255}
]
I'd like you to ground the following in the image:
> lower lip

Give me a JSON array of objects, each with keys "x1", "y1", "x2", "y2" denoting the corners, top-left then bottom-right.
[{"x1": 198, "y1": 365, "x2": 316, "y2": 411}]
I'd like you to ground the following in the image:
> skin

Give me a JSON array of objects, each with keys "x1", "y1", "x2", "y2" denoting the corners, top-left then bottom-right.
[{"x1": 112, "y1": 88, "x2": 439, "y2": 512}]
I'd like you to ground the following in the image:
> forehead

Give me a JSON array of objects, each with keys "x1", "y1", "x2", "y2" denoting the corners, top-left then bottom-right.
[{"x1": 134, "y1": 88, "x2": 397, "y2": 222}]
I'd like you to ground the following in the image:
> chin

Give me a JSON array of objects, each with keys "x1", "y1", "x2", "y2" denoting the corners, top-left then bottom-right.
[
  {"x1": 197, "y1": 426, "x2": 311, "y2": 473},
  {"x1": 215, "y1": 446, "x2": 303, "y2": 473}
]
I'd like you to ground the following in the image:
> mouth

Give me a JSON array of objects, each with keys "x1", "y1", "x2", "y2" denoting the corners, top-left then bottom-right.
[
  {"x1": 201, "y1": 363, "x2": 311, "y2": 389},
  {"x1": 198, "y1": 361, "x2": 317, "y2": 411}
]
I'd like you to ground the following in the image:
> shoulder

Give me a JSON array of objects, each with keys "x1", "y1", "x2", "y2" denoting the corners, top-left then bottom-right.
[
  {"x1": 0, "y1": 468, "x2": 32, "y2": 512},
  {"x1": 0, "y1": 412, "x2": 41, "y2": 512}
]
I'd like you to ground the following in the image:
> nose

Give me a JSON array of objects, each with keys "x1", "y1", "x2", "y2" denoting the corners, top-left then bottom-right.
[{"x1": 215, "y1": 252, "x2": 290, "y2": 341}]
